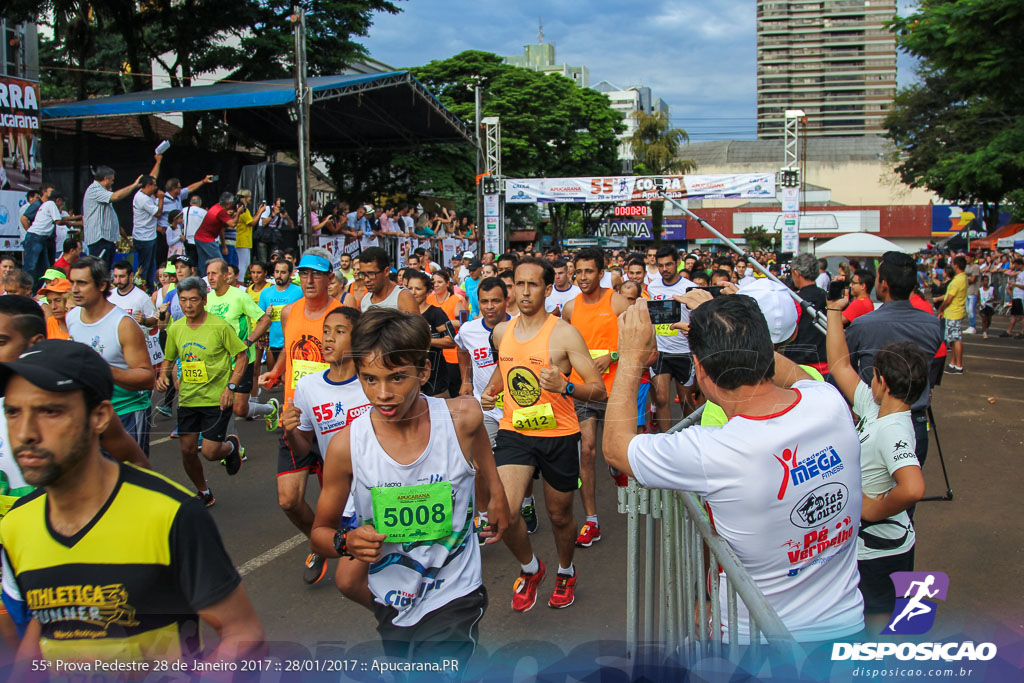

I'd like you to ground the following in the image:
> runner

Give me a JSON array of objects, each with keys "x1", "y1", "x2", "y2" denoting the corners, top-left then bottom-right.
[
  {"x1": 40, "y1": 279, "x2": 72, "y2": 340},
  {"x1": 204, "y1": 258, "x2": 274, "y2": 422},
  {"x1": 560, "y1": 248, "x2": 628, "y2": 546},
  {"x1": 429, "y1": 269, "x2": 468, "y2": 398},
  {"x1": 643, "y1": 246, "x2": 660, "y2": 287},
  {"x1": 66, "y1": 256, "x2": 156, "y2": 455},
  {"x1": 0, "y1": 340, "x2": 263, "y2": 669},
  {"x1": 406, "y1": 270, "x2": 456, "y2": 397},
  {"x1": 358, "y1": 247, "x2": 417, "y2": 313},
  {"x1": 259, "y1": 247, "x2": 343, "y2": 584},
  {"x1": 309, "y1": 308, "x2": 508, "y2": 668},
  {"x1": 625, "y1": 257, "x2": 650, "y2": 298},
  {"x1": 481, "y1": 257, "x2": 606, "y2": 610},
  {"x1": 157, "y1": 276, "x2": 248, "y2": 505},
  {"x1": 646, "y1": 246, "x2": 698, "y2": 431},
  {"x1": 108, "y1": 260, "x2": 164, "y2": 368},
  {"x1": 499, "y1": 270, "x2": 519, "y2": 318},
  {"x1": 545, "y1": 260, "x2": 580, "y2": 316},
  {"x1": 258, "y1": 259, "x2": 303, "y2": 419}
]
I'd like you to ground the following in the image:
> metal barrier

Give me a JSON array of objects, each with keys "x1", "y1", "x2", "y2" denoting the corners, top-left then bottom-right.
[{"x1": 619, "y1": 404, "x2": 797, "y2": 666}]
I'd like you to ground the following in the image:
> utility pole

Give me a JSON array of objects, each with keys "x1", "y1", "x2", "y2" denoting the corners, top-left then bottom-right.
[
  {"x1": 474, "y1": 83, "x2": 483, "y2": 255},
  {"x1": 292, "y1": 7, "x2": 313, "y2": 249}
]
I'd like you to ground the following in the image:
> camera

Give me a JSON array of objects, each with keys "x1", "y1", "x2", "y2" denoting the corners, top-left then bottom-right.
[
  {"x1": 827, "y1": 280, "x2": 848, "y2": 302},
  {"x1": 648, "y1": 299, "x2": 681, "y2": 325}
]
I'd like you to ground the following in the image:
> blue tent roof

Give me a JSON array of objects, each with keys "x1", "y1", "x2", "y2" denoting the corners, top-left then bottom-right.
[{"x1": 42, "y1": 71, "x2": 472, "y2": 150}]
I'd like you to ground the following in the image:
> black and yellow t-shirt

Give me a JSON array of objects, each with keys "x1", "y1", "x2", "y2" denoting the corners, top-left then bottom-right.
[{"x1": 0, "y1": 463, "x2": 240, "y2": 663}]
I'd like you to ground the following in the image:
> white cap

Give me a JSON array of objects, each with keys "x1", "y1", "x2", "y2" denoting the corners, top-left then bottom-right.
[
  {"x1": 462, "y1": 250, "x2": 475, "y2": 259},
  {"x1": 738, "y1": 278, "x2": 799, "y2": 345}
]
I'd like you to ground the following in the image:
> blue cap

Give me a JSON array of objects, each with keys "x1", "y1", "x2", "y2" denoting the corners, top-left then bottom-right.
[{"x1": 297, "y1": 253, "x2": 332, "y2": 272}]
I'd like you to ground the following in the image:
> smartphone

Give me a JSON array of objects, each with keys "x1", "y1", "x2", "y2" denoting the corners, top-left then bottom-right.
[
  {"x1": 685, "y1": 286, "x2": 724, "y2": 298},
  {"x1": 444, "y1": 320, "x2": 457, "y2": 338},
  {"x1": 648, "y1": 299, "x2": 682, "y2": 325},
  {"x1": 459, "y1": 310, "x2": 469, "y2": 324},
  {"x1": 828, "y1": 280, "x2": 848, "y2": 301},
  {"x1": 279, "y1": 199, "x2": 286, "y2": 207},
  {"x1": 209, "y1": 174, "x2": 219, "y2": 182}
]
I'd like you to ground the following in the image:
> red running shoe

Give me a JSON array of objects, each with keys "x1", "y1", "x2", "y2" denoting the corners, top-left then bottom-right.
[
  {"x1": 511, "y1": 559, "x2": 546, "y2": 612},
  {"x1": 609, "y1": 467, "x2": 629, "y2": 487},
  {"x1": 575, "y1": 521, "x2": 602, "y2": 547},
  {"x1": 548, "y1": 571, "x2": 577, "y2": 609}
]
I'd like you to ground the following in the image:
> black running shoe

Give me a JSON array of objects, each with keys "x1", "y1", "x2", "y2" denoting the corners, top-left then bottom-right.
[
  {"x1": 303, "y1": 553, "x2": 327, "y2": 585},
  {"x1": 224, "y1": 435, "x2": 243, "y2": 475},
  {"x1": 521, "y1": 502, "x2": 539, "y2": 534},
  {"x1": 194, "y1": 491, "x2": 215, "y2": 507}
]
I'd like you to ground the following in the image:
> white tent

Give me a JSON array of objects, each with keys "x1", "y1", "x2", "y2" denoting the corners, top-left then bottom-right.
[{"x1": 814, "y1": 233, "x2": 909, "y2": 258}]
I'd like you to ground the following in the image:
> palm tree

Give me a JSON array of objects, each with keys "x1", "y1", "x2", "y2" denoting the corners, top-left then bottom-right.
[{"x1": 629, "y1": 111, "x2": 696, "y2": 245}]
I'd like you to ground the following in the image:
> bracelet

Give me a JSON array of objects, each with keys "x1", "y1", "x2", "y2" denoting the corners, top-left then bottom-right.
[{"x1": 827, "y1": 307, "x2": 844, "y2": 311}]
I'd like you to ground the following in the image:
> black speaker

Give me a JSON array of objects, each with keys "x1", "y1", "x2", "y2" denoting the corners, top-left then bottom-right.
[{"x1": 238, "y1": 162, "x2": 300, "y2": 249}]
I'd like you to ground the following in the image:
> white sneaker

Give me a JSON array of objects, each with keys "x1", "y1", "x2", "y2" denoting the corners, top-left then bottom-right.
[{"x1": 965, "y1": 327, "x2": 977, "y2": 334}]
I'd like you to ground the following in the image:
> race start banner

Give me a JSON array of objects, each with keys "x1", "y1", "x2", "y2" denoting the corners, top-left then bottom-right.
[{"x1": 505, "y1": 174, "x2": 775, "y2": 204}]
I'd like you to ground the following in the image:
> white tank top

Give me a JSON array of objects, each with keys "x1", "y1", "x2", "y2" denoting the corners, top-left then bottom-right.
[
  {"x1": 360, "y1": 284, "x2": 404, "y2": 311},
  {"x1": 66, "y1": 305, "x2": 130, "y2": 370},
  {"x1": 348, "y1": 396, "x2": 481, "y2": 627}
]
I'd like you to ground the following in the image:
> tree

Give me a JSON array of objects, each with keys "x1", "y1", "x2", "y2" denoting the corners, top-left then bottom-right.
[
  {"x1": 629, "y1": 111, "x2": 695, "y2": 244},
  {"x1": 885, "y1": 0, "x2": 1024, "y2": 233},
  {"x1": 743, "y1": 225, "x2": 780, "y2": 252}
]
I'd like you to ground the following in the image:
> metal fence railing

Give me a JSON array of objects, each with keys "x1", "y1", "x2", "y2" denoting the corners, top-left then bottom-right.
[{"x1": 619, "y1": 405, "x2": 798, "y2": 667}]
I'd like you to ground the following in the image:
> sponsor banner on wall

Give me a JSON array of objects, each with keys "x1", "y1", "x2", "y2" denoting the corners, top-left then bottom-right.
[
  {"x1": 0, "y1": 78, "x2": 42, "y2": 193},
  {"x1": 505, "y1": 174, "x2": 775, "y2": 204},
  {"x1": 598, "y1": 218, "x2": 686, "y2": 241},
  {"x1": 0, "y1": 190, "x2": 29, "y2": 250},
  {"x1": 317, "y1": 235, "x2": 360, "y2": 269}
]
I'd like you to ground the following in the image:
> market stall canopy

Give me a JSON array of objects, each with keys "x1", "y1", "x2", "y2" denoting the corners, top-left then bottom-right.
[
  {"x1": 41, "y1": 71, "x2": 473, "y2": 151},
  {"x1": 977, "y1": 223, "x2": 1024, "y2": 250},
  {"x1": 814, "y1": 233, "x2": 909, "y2": 257}
]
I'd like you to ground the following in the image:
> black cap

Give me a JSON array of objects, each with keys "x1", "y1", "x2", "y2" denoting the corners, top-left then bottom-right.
[
  {"x1": 468, "y1": 259, "x2": 483, "y2": 270},
  {"x1": 0, "y1": 340, "x2": 113, "y2": 400},
  {"x1": 171, "y1": 255, "x2": 192, "y2": 266}
]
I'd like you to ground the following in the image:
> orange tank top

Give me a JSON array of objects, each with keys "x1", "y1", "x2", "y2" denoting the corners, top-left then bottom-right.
[
  {"x1": 46, "y1": 316, "x2": 69, "y2": 340},
  {"x1": 498, "y1": 315, "x2": 579, "y2": 437},
  {"x1": 568, "y1": 288, "x2": 618, "y2": 392},
  {"x1": 430, "y1": 292, "x2": 461, "y2": 363},
  {"x1": 283, "y1": 297, "x2": 342, "y2": 407}
]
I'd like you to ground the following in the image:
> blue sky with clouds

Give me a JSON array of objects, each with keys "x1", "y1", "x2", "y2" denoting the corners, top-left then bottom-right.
[{"x1": 361, "y1": 0, "x2": 919, "y2": 142}]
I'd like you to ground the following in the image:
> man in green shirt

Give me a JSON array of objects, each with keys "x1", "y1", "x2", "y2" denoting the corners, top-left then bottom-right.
[
  {"x1": 204, "y1": 258, "x2": 275, "y2": 421},
  {"x1": 158, "y1": 276, "x2": 247, "y2": 506}
]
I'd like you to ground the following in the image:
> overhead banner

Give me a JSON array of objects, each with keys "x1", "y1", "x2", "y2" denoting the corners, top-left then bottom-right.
[
  {"x1": 505, "y1": 174, "x2": 775, "y2": 204},
  {"x1": 0, "y1": 190, "x2": 27, "y2": 250},
  {"x1": 0, "y1": 77, "x2": 41, "y2": 192}
]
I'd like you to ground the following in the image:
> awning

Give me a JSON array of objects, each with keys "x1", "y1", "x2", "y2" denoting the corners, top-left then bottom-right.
[
  {"x1": 814, "y1": 233, "x2": 909, "y2": 258},
  {"x1": 978, "y1": 223, "x2": 1024, "y2": 250},
  {"x1": 41, "y1": 71, "x2": 473, "y2": 151}
]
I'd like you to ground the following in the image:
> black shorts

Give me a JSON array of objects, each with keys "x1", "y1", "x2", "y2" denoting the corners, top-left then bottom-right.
[
  {"x1": 1012, "y1": 299, "x2": 1023, "y2": 316},
  {"x1": 235, "y1": 361, "x2": 254, "y2": 394},
  {"x1": 858, "y1": 547, "x2": 915, "y2": 614},
  {"x1": 374, "y1": 585, "x2": 487, "y2": 670},
  {"x1": 653, "y1": 352, "x2": 694, "y2": 385},
  {"x1": 929, "y1": 354, "x2": 944, "y2": 389},
  {"x1": 177, "y1": 405, "x2": 233, "y2": 442},
  {"x1": 574, "y1": 399, "x2": 606, "y2": 422},
  {"x1": 494, "y1": 430, "x2": 580, "y2": 493},
  {"x1": 277, "y1": 433, "x2": 323, "y2": 476}
]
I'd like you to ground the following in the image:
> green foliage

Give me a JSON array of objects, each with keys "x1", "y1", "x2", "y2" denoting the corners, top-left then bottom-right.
[
  {"x1": 742, "y1": 225, "x2": 780, "y2": 251},
  {"x1": 886, "y1": 0, "x2": 1024, "y2": 231}
]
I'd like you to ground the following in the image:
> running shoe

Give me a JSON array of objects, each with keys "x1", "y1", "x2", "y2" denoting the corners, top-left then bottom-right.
[
  {"x1": 944, "y1": 365, "x2": 963, "y2": 375},
  {"x1": 999, "y1": 331, "x2": 1011, "y2": 337},
  {"x1": 965, "y1": 327, "x2": 977, "y2": 334},
  {"x1": 575, "y1": 521, "x2": 602, "y2": 547},
  {"x1": 224, "y1": 435, "x2": 243, "y2": 475},
  {"x1": 194, "y1": 491, "x2": 215, "y2": 507},
  {"x1": 170, "y1": 427, "x2": 179, "y2": 439},
  {"x1": 155, "y1": 404, "x2": 173, "y2": 418},
  {"x1": 520, "y1": 502, "x2": 539, "y2": 534},
  {"x1": 548, "y1": 571, "x2": 577, "y2": 609},
  {"x1": 265, "y1": 398, "x2": 281, "y2": 432},
  {"x1": 303, "y1": 553, "x2": 327, "y2": 585},
  {"x1": 511, "y1": 559, "x2": 546, "y2": 612},
  {"x1": 609, "y1": 466, "x2": 629, "y2": 487}
]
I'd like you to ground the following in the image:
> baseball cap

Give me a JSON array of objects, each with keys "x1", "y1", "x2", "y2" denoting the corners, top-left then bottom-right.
[
  {"x1": 297, "y1": 253, "x2": 332, "y2": 272},
  {"x1": 0, "y1": 339, "x2": 113, "y2": 401},
  {"x1": 462, "y1": 251, "x2": 475, "y2": 259},
  {"x1": 171, "y1": 255, "x2": 192, "y2": 266},
  {"x1": 737, "y1": 278, "x2": 799, "y2": 345},
  {"x1": 39, "y1": 278, "x2": 71, "y2": 296},
  {"x1": 468, "y1": 258, "x2": 483, "y2": 270},
  {"x1": 164, "y1": 262, "x2": 177, "y2": 274},
  {"x1": 42, "y1": 269, "x2": 66, "y2": 281}
]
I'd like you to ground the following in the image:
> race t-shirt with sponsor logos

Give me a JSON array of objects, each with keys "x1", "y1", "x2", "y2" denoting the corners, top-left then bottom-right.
[
  {"x1": 454, "y1": 315, "x2": 509, "y2": 423},
  {"x1": 206, "y1": 286, "x2": 265, "y2": 363},
  {"x1": 852, "y1": 381, "x2": 918, "y2": 561},
  {"x1": 258, "y1": 284, "x2": 303, "y2": 349},
  {"x1": 293, "y1": 370, "x2": 372, "y2": 456},
  {"x1": 646, "y1": 274, "x2": 697, "y2": 354},
  {"x1": 108, "y1": 287, "x2": 163, "y2": 364},
  {"x1": 627, "y1": 379, "x2": 864, "y2": 643},
  {"x1": 545, "y1": 284, "x2": 580, "y2": 314}
]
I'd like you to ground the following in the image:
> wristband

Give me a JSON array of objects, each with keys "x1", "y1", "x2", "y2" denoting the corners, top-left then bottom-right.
[{"x1": 827, "y1": 307, "x2": 844, "y2": 311}]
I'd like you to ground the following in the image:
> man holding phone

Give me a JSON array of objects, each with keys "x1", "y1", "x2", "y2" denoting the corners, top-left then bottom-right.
[{"x1": 647, "y1": 246, "x2": 698, "y2": 431}]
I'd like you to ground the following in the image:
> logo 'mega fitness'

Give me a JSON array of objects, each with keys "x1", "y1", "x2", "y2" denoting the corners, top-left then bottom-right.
[
  {"x1": 507, "y1": 366, "x2": 541, "y2": 407},
  {"x1": 885, "y1": 571, "x2": 949, "y2": 635}
]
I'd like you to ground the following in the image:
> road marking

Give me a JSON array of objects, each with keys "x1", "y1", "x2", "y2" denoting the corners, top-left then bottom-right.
[
  {"x1": 967, "y1": 372, "x2": 1024, "y2": 382},
  {"x1": 963, "y1": 354, "x2": 1024, "y2": 364},
  {"x1": 965, "y1": 393, "x2": 1024, "y2": 404},
  {"x1": 151, "y1": 436, "x2": 172, "y2": 446},
  {"x1": 236, "y1": 533, "x2": 308, "y2": 576}
]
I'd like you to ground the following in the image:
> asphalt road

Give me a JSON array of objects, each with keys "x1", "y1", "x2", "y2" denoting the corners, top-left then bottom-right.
[{"x1": 142, "y1": 322, "x2": 1024, "y2": 671}]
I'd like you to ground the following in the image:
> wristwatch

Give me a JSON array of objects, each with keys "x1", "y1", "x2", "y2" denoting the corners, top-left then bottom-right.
[
  {"x1": 333, "y1": 526, "x2": 355, "y2": 557},
  {"x1": 563, "y1": 381, "x2": 576, "y2": 397},
  {"x1": 227, "y1": 383, "x2": 238, "y2": 392},
  {"x1": 609, "y1": 351, "x2": 620, "y2": 362}
]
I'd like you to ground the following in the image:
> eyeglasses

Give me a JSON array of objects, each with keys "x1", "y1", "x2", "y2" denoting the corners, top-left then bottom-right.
[{"x1": 358, "y1": 270, "x2": 382, "y2": 279}]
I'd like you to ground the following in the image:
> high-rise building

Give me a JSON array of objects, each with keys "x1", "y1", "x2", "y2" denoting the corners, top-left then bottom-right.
[
  {"x1": 592, "y1": 82, "x2": 671, "y2": 170},
  {"x1": 756, "y1": 0, "x2": 897, "y2": 139},
  {"x1": 504, "y1": 23, "x2": 589, "y2": 88}
]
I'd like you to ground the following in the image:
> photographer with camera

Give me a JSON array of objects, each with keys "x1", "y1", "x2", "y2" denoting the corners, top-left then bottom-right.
[{"x1": 256, "y1": 198, "x2": 294, "y2": 263}]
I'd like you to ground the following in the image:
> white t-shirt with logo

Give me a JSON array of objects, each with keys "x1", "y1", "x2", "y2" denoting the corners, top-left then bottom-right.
[
  {"x1": 545, "y1": 284, "x2": 580, "y2": 314},
  {"x1": 647, "y1": 274, "x2": 697, "y2": 354},
  {"x1": 627, "y1": 380, "x2": 864, "y2": 643},
  {"x1": 27, "y1": 200, "x2": 62, "y2": 237},
  {"x1": 108, "y1": 287, "x2": 163, "y2": 364},
  {"x1": 852, "y1": 381, "x2": 918, "y2": 561},
  {"x1": 1014, "y1": 271, "x2": 1024, "y2": 300},
  {"x1": 454, "y1": 315, "x2": 508, "y2": 423},
  {"x1": 293, "y1": 370, "x2": 372, "y2": 456},
  {"x1": 132, "y1": 191, "x2": 160, "y2": 241}
]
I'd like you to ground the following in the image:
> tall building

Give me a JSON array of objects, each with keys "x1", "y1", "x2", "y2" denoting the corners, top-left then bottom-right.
[
  {"x1": 1, "y1": 19, "x2": 39, "y2": 80},
  {"x1": 756, "y1": 0, "x2": 897, "y2": 139},
  {"x1": 592, "y1": 81, "x2": 670, "y2": 170},
  {"x1": 504, "y1": 23, "x2": 589, "y2": 88}
]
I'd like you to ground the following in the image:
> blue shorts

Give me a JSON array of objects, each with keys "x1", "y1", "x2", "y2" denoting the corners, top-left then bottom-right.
[
  {"x1": 119, "y1": 407, "x2": 152, "y2": 457},
  {"x1": 636, "y1": 382, "x2": 650, "y2": 426}
]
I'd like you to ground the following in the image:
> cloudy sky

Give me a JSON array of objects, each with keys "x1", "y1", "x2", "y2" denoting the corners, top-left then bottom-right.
[{"x1": 361, "y1": 0, "x2": 919, "y2": 141}]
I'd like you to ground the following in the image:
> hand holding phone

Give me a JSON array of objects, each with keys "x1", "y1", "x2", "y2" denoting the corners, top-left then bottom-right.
[
  {"x1": 647, "y1": 299, "x2": 681, "y2": 325},
  {"x1": 827, "y1": 280, "x2": 848, "y2": 302}
]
